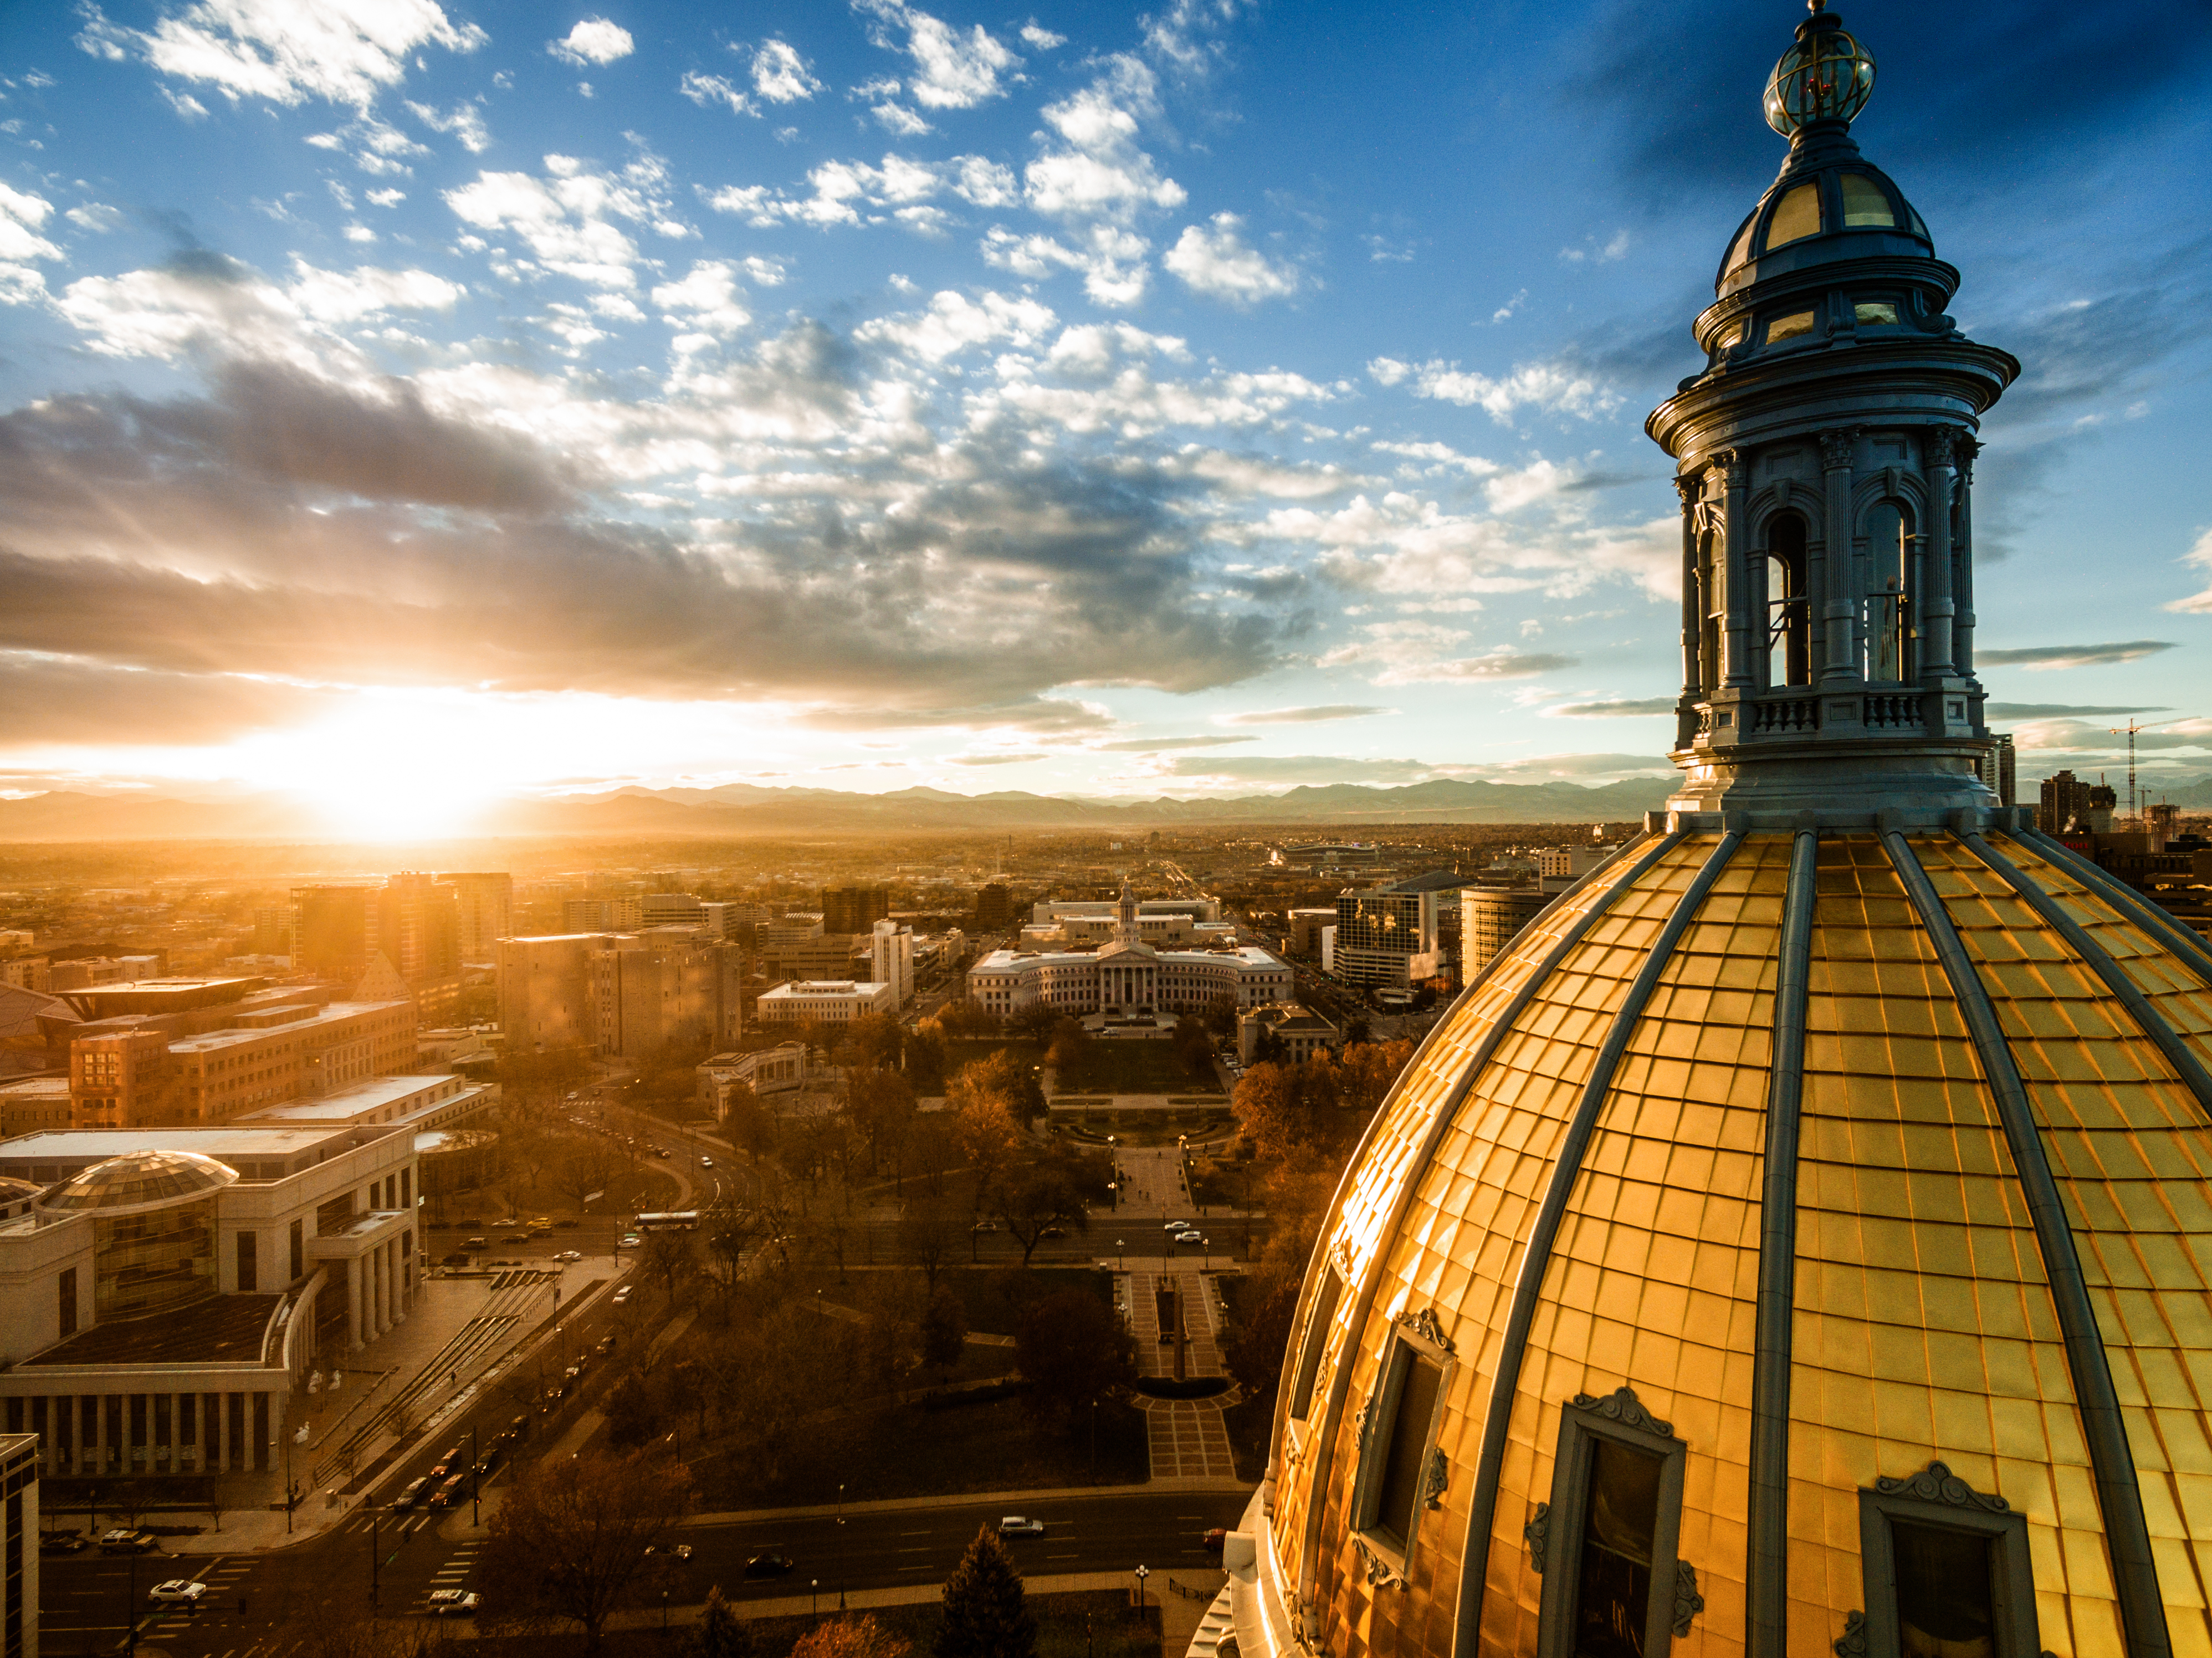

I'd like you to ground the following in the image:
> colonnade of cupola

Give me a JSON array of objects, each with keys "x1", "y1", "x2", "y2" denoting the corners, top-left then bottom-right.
[{"x1": 1672, "y1": 418, "x2": 1980, "y2": 749}]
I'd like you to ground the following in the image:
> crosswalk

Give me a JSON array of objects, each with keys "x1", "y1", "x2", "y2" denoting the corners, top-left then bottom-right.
[
  {"x1": 137, "y1": 1553, "x2": 254, "y2": 1633},
  {"x1": 332, "y1": 1510, "x2": 439, "y2": 1535},
  {"x1": 419, "y1": 1538, "x2": 483, "y2": 1611}
]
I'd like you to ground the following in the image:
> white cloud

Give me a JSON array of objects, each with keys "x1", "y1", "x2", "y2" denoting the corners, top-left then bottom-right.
[
  {"x1": 55, "y1": 253, "x2": 463, "y2": 363},
  {"x1": 2167, "y1": 527, "x2": 2212, "y2": 614},
  {"x1": 447, "y1": 152, "x2": 684, "y2": 289},
  {"x1": 305, "y1": 114, "x2": 431, "y2": 176},
  {"x1": 342, "y1": 222, "x2": 376, "y2": 242},
  {"x1": 366, "y1": 187, "x2": 404, "y2": 207},
  {"x1": 74, "y1": 0, "x2": 486, "y2": 111},
  {"x1": 0, "y1": 184, "x2": 60, "y2": 304},
  {"x1": 679, "y1": 71, "x2": 752, "y2": 117},
  {"x1": 751, "y1": 39, "x2": 820, "y2": 103},
  {"x1": 549, "y1": 19, "x2": 634, "y2": 68},
  {"x1": 1024, "y1": 58, "x2": 1185, "y2": 223},
  {"x1": 161, "y1": 86, "x2": 211, "y2": 119},
  {"x1": 704, "y1": 152, "x2": 1013, "y2": 235},
  {"x1": 1366, "y1": 355, "x2": 1619, "y2": 424},
  {"x1": 66, "y1": 202, "x2": 126, "y2": 233},
  {"x1": 872, "y1": 101, "x2": 931, "y2": 136},
  {"x1": 857, "y1": 287, "x2": 1055, "y2": 364},
  {"x1": 981, "y1": 223, "x2": 1153, "y2": 308},
  {"x1": 404, "y1": 99, "x2": 490, "y2": 151},
  {"x1": 1163, "y1": 212, "x2": 1299, "y2": 304},
  {"x1": 1021, "y1": 23, "x2": 1065, "y2": 49},
  {"x1": 1560, "y1": 228, "x2": 1631, "y2": 264},
  {"x1": 650, "y1": 260, "x2": 751, "y2": 337},
  {"x1": 857, "y1": 0, "x2": 1019, "y2": 111}
]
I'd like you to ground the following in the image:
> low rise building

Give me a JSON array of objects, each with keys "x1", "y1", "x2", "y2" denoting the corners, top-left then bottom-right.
[
  {"x1": 1237, "y1": 1002, "x2": 1340, "y2": 1066},
  {"x1": 0, "y1": 1431, "x2": 33, "y2": 1658},
  {"x1": 697, "y1": 1043, "x2": 807, "y2": 1115},
  {"x1": 0, "y1": 1079, "x2": 68, "y2": 1140},
  {"x1": 755, "y1": 981, "x2": 897, "y2": 1024},
  {"x1": 0, "y1": 1118, "x2": 424, "y2": 1478},
  {"x1": 969, "y1": 884, "x2": 1292, "y2": 1017}
]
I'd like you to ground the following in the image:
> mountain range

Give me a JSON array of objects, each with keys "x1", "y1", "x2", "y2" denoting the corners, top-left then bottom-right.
[{"x1": 7, "y1": 774, "x2": 2210, "y2": 844}]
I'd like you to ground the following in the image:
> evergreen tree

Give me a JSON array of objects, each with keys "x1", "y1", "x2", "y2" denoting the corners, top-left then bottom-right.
[
  {"x1": 687, "y1": 1588, "x2": 751, "y2": 1658},
  {"x1": 936, "y1": 1526, "x2": 1036, "y2": 1658}
]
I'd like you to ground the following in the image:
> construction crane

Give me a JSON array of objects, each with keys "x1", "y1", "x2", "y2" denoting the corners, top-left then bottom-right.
[{"x1": 2109, "y1": 717, "x2": 2194, "y2": 820}]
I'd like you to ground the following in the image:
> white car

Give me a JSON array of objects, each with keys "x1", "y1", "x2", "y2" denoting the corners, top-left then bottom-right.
[
  {"x1": 997, "y1": 1516, "x2": 1045, "y2": 1536},
  {"x1": 553, "y1": 1250, "x2": 583, "y2": 1263},
  {"x1": 148, "y1": 1580, "x2": 208, "y2": 1606},
  {"x1": 1174, "y1": 1230, "x2": 1206, "y2": 1245},
  {"x1": 699, "y1": 1156, "x2": 714, "y2": 1169},
  {"x1": 426, "y1": 1590, "x2": 481, "y2": 1617}
]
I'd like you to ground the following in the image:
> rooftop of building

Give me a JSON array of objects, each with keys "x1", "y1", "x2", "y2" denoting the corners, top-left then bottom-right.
[
  {"x1": 0, "y1": 1125, "x2": 359, "y2": 1162},
  {"x1": 760, "y1": 980, "x2": 889, "y2": 995},
  {"x1": 59, "y1": 976, "x2": 268, "y2": 1018},
  {"x1": 238, "y1": 1074, "x2": 483, "y2": 1125},
  {"x1": 24, "y1": 1293, "x2": 285, "y2": 1368},
  {"x1": 37, "y1": 1147, "x2": 239, "y2": 1214},
  {"x1": 168, "y1": 998, "x2": 412, "y2": 1054}
]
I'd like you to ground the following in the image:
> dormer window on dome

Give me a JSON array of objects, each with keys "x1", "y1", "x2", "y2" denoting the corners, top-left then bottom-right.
[{"x1": 1719, "y1": 168, "x2": 1926, "y2": 282}]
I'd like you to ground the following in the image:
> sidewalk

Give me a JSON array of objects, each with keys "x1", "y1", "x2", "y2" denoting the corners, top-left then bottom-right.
[{"x1": 158, "y1": 1257, "x2": 626, "y2": 1555}]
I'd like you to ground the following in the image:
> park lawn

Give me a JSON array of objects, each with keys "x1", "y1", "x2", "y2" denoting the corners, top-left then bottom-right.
[
  {"x1": 733, "y1": 1589, "x2": 1163, "y2": 1658},
  {"x1": 1059, "y1": 1041, "x2": 1219, "y2": 1096},
  {"x1": 693, "y1": 1390, "x2": 1151, "y2": 1509}
]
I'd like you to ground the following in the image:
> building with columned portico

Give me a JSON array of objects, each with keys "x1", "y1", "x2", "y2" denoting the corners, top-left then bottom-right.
[{"x1": 967, "y1": 882, "x2": 1291, "y2": 1019}]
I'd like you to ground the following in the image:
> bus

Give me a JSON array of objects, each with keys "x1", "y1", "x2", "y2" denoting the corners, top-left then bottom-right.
[{"x1": 634, "y1": 1211, "x2": 701, "y2": 1232}]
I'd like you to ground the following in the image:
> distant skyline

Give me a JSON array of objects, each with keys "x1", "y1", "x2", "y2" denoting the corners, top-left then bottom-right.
[{"x1": 1, "y1": 0, "x2": 2208, "y2": 838}]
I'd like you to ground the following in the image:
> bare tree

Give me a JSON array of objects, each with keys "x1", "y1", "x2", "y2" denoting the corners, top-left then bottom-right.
[{"x1": 478, "y1": 1446, "x2": 693, "y2": 1654}]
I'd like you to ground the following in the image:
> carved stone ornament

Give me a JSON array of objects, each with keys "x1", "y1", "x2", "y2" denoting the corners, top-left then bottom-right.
[
  {"x1": 1352, "y1": 1537, "x2": 1404, "y2": 1589},
  {"x1": 1396, "y1": 1306, "x2": 1455, "y2": 1354},
  {"x1": 1421, "y1": 1446, "x2": 1450, "y2": 1510},
  {"x1": 1833, "y1": 1610, "x2": 1869, "y2": 1658},
  {"x1": 1353, "y1": 1399, "x2": 1371, "y2": 1439},
  {"x1": 1674, "y1": 475, "x2": 1701, "y2": 509},
  {"x1": 1567, "y1": 1386, "x2": 1676, "y2": 1440},
  {"x1": 1875, "y1": 1460, "x2": 2009, "y2": 1513},
  {"x1": 1523, "y1": 1502, "x2": 1550, "y2": 1574},
  {"x1": 1672, "y1": 1561, "x2": 1704, "y2": 1637},
  {"x1": 1925, "y1": 426, "x2": 1961, "y2": 470},
  {"x1": 1713, "y1": 446, "x2": 1745, "y2": 483},
  {"x1": 1329, "y1": 1239, "x2": 1355, "y2": 1281},
  {"x1": 1819, "y1": 426, "x2": 1860, "y2": 472}
]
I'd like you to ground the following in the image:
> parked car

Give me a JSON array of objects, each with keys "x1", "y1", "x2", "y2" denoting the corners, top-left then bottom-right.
[
  {"x1": 744, "y1": 1553, "x2": 795, "y2": 1579},
  {"x1": 147, "y1": 1580, "x2": 208, "y2": 1606},
  {"x1": 426, "y1": 1590, "x2": 480, "y2": 1617},
  {"x1": 998, "y1": 1516, "x2": 1046, "y2": 1536},
  {"x1": 99, "y1": 1529, "x2": 158, "y2": 1554},
  {"x1": 39, "y1": 1531, "x2": 86, "y2": 1554},
  {"x1": 392, "y1": 1478, "x2": 430, "y2": 1511}
]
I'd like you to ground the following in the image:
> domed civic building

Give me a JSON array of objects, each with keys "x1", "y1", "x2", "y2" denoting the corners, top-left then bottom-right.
[{"x1": 1218, "y1": 12, "x2": 2212, "y2": 1658}]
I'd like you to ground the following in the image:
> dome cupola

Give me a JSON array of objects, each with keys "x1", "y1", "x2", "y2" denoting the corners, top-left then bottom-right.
[{"x1": 1229, "y1": 14, "x2": 2212, "y2": 1658}]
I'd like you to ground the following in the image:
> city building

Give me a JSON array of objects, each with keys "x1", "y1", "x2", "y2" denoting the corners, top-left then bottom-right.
[
  {"x1": 1978, "y1": 731, "x2": 2016, "y2": 808},
  {"x1": 371, "y1": 873, "x2": 460, "y2": 992},
  {"x1": 2040, "y1": 768, "x2": 2096, "y2": 833},
  {"x1": 755, "y1": 981, "x2": 897, "y2": 1024},
  {"x1": 0, "y1": 1432, "x2": 33, "y2": 1658},
  {"x1": 640, "y1": 893, "x2": 705, "y2": 928},
  {"x1": 762, "y1": 932, "x2": 866, "y2": 986},
  {"x1": 1286, "y1": 909, "x2": 1338, "y2": 956},
  {"x1": 822, "y1": 885, "x2": 892, "y2": 935},
  {"x1": 697, "y1": 1042, "x2": 807, "y2": 1114},
  {"x1": 967, "y1": 884, "x2": 1291, "y2": 1017},
  {"x1": 1330, "y1": 873, "x2": 1461, "y2": 990},
  {"x1": 1231, "y1": 18, "x2": 2212, "y2": 1658},
  {"x1": 1458, "y1": 886, "x2": 1554, "y2": 982},
  {"x1": 499, "y1": 932, "x2": 740, "y2": 1057},
  {"x1": 871, "y1": 920, "x2": 915, "y2": 1010},
  {"x1": 1030, "y1": 895, "x2": 1223, "y2": 926},
  {"x1": 1236, "y1": 1003, "x2": 1339, "y2": 1066},
  {"x1": 560, "y1": 897, "x2": 642, "y2": 932},
  {"x1": 588, "y1": 931, "x2": 743, "y2": 1058},
  {"x1": 289, "y1": 884, "x2": 376, "y2": 983},
  {"x1": 0, "y1": 1080, "x2": 67, "y2": 1140},
  {"x1": 974, "y1": 883, "x2": 1013, "y2": 930},
  {"x1": 237, "y1": 1073, "x2": 494, "y2": 1134},
  {"x1": 443, "y1": 872, "x2": 513, "y2": 961},
  {"x1": 0, "y1": 1120, "x2": 422, "y2": 1479}
]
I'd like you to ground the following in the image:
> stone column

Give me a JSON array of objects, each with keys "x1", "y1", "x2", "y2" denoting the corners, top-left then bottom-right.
[
  {"x1": 217, "y1": 1391, "x2": 231, "y2": 1473},
  {"x1": 1921, "y1": 427, "x2": 1958, "y2": 676},
  {"x1": 1819, "y1": 427, "x2": 1860, "y2": 682},
  {"x1": 1954, "y1": 437, "x2": 1979, "y2": 674},
  {"x1": 93, "y1": 1394, "x2": 107, "y2": 1477},
  {"x1": 170, "y1": 1391, "x2": 182, "y2": 1475},
  {"x1": 347, "y1": 1261, "x2": 363, "y2": 1351},
  {"x1": 1718, "y1": 448, "x2": 1753, "y2": 688},
  {"x1": 1676, "y1": 475, "x2": 1702, "y2": 723}
]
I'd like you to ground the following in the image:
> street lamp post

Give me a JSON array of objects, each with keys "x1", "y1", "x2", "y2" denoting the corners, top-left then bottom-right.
[
  {"x1": 811, "y1": 1579, "x2": 820, "y2": 1620},
  {"x1": 1134, "y1": 1565, "x2": 1149, "y2": 1614},
  {"x1": 838, "y1": 1482, "x2": 847, "y2": 1610},
  {"x1": 470, "y1": 1424, "x2": 480, "y2": 1526}
]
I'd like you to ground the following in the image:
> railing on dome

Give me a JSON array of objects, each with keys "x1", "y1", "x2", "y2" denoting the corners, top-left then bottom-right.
[
  {"x1": 1862, "y1": 693, "x2": 1921, "y2": 729},
  {"x1": 1750, "y1": 697, "x2": 1820, "y2": 734}
]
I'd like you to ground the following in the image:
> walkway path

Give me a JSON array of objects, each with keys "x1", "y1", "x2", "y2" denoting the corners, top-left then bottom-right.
[{"x1": 1109, "y1": 1147, "x2": 1240, "y2": 1482}]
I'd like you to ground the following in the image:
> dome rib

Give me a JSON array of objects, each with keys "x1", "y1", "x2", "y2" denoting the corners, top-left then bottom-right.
[
  {"x1": 1287, "y1": 829, "x2": 1684, "y2": 1614},
  {"x1": 2027, "y1": 829, "x2": 2212, "y2": 987},
  {"x1": 1886, "y1": 830, "x2": 2172, "y2": 1658},
  {"x1": 1965, "y1": 833, "x2": 2212, "y2": 1122},
  {"x1": 1458, "y1": 831, "x2": 1746, "y2": 1645},
  {"x1": 1746, "y1": 825, "x2": 1821, "y2": 1657}
]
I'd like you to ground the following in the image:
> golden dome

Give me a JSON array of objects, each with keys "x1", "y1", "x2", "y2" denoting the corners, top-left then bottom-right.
[{"x1": 1258, "y1": 827, "x2": 2212, "y2": 1658}]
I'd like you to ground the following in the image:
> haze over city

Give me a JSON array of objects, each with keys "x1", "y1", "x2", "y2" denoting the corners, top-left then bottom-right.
[{"x1": 1, "y1": 0, "x2": 2208, "y2": 843}]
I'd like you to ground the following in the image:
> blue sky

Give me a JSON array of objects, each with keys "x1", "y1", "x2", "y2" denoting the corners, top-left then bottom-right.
[{"x1": 1, "y1": 0, "x2": 2208, "y2": 826}]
